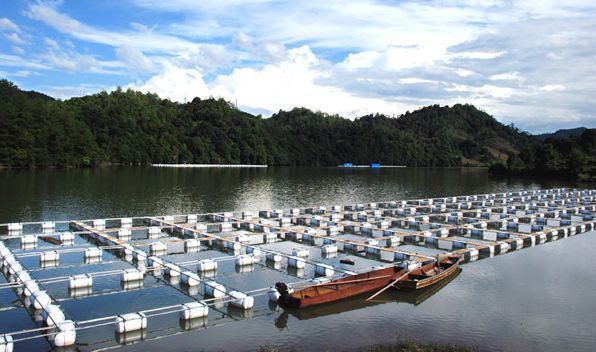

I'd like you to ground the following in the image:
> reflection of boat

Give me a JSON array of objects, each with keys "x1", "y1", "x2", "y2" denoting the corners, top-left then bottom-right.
[
  {"x1": 276, "y1": 269, "x2": 460, "y2": 325},
  {"x1": 276, "y1": 266, "x2": 408, "y2": 309},
  {"x1": 396, "y1": 255, "x2": 461, "y2": 291}
]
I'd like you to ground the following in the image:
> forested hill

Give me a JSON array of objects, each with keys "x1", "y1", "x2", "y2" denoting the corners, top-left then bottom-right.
[{"x1": 0, "y1": 78, "x2": 578, "y2": 172}]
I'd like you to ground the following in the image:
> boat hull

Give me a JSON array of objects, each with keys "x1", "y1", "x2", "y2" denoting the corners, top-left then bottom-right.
[
  {"x1": 396, "y1": 256, "x2": 461, "y2": 291},
  {"x1": 278, "y1": 266, "x2": 406, "y2": 309}
]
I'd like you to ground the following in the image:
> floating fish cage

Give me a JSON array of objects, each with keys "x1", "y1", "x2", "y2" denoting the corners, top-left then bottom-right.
[{"x1": 0, "y1": 188, "x2": 594, "y2": 350}]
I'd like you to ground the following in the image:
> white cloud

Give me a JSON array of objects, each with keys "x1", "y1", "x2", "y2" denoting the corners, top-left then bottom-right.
[
  {"x1": 0, "y1": 18, "x2": 20, "y2": 33},
  {"x1": 0, "y1": 53, "x2": 49, "y2": 70},
  {"x1": 4, "y1": 32, "x2": 26, "y2": 45},
  {"x1": 11, "y1": 46, "x2": 25, "y2": 55},
  {"x1": 489, "y1": 72, "x2": 524, "y2": 82},
  {"x1": 539, "y1": 84, "x2": 565, "y2": 92},
  {"x1": 127, "y1": 65, "x2": 211, "y2": 102},
  {"x1": 44, "y1": 37, "x2": 60, "y2": 50},
  {"x1": 116, "y1": 44, "x2": 154, "y2": 72},
  {"x1": 25, "y1": 2, "x2": 200, "y2": 54},
  {"x1": 43, "y1": 47, "x2": 123, "y2": 74}
]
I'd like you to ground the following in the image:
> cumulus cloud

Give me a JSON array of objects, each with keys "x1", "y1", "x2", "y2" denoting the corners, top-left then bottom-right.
[
  {"x1": 127, "y1": 65, "x2": 211, "y2": 102},
  {"x1": 116, "y1": 44, "x2": 154, "y2": 72}
]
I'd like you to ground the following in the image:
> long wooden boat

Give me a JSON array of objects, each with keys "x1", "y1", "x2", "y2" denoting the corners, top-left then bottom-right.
[
  {"x1": 395, "y1": 255, "x2": 461, "y2": 291},
  {"x1": 275, "y1": 265, "x2": 408, "y2": 309}
]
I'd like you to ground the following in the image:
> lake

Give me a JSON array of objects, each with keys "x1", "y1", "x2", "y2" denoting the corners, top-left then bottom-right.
[{"x1": 0, "y1": 167, "x2": 594, "y2": 352}]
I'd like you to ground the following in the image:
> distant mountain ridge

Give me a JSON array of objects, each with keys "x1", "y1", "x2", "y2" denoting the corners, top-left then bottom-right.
[
  {"x1": 534, "y1": 127, "x2": 588, "y2": 141},
  {"x1": 1, "y1": 78, "x2": 593, "y2": 181}
]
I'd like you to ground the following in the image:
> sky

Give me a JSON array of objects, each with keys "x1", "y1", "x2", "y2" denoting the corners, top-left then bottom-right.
[{"x1": 1, "y1": 0, "x2": 595, "y2": 133}]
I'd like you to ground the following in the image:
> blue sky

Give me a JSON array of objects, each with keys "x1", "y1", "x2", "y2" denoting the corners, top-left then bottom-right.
[{"x1": 1, "y1": 0, "x2": 595, "y2": 133}]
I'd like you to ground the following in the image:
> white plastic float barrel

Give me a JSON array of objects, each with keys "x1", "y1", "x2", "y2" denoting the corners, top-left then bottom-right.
[
  {"x1": 267, "y1": 287, "x2": 280, "y2": 301},
  {"x1": 184, "y1": 239, "x2": 200, "y2": 253},
  {"x1": 52, "y1": 320, "x2": 76, "y2": 347},
  {"x1": 245, "y1": 247, "x2": 262, "y2": 256},
  {"x1": 40, "y1": 251, "x2": 60, "y2": 262},
  {"x1": 321, "y1": 245, "x2": 338, "y2": 255},
  {"x1": 228, "y1": 291, "x2": 254, "y2": 309},
  {"x1": 118, "y1": 229, "x2": 131, "y2": 240},
  {"x1": 69, "y1": 274, "x2": 93, "y2": 289},
  {"x1": 202, "y1": 281, "x2": 226, "y2": 298},
  {"x1": 287, "y1": 256, "x2": 305, "y2": 268},
  {"x1": 197, "y1": 259, "x2": 217, "y2": 272},
  {"x1": 135, "y1": 251, "x2": 147, "y2": 264},
  {"x1": 8, "y1": 223, "x2": 22, "y2": 232},
  {"x1": 59, "y1": 232, "x2": 75, "y2": 243},
  {"x1": 120, "y1": 244, "x2": 134, "y2": 257},
  {"x1": 147, "y1": 227, "x2": 161, "y2": 238},
  {"x1": 164, "y1": 263, "x2": 181, "y2": 277},
  {"x1": 180, "y1": 271, "x2": 201, "y2": 287},
  {"x1": 265, "y1": 252, "x2": 282, "y2": 262},
  {"x1": 115, "y1": 312, "x2": 147, "y2": 333},
  {"x1": 85, "y1": 247, "x2": 102, "y2": 259},
  {"x1": 180, "y1": 301, "x2": 208, "y2": 320},
  {"x1": 15, "y1": 270, "x2": 31, "y2": 283},
  {"x1": 225, "y1": 241, "x2": 241, "y2": 251},
  {"x1": 498, "y1": 242, "x2": 510, "y2": 254},
  {"x1": 163, "y1": 215, "x2": 174, "y2": 223},
  {"x1": 42, "y1": 221, "x2": 55, "y2": 230},
  {"x1": 263, "y1": 232, "x2": 277, "y2": 243},
  {"x1": 235, "y1": 254, "x2": 256, "y2": 266},
  {"x1": 122, "y1": 269, "x2": 144, "y2": 282},
  {"x1": 315, "y1": 263, "x2": 334, "y2": 276},
  {"x1": 120, "y1": 218, "x2": 133, "y2": 227},
  {"x1": 147, "y1": 256, "x2": 163, "y2": 270},
  {"x1": 92, "y1": 219, "x2": 105, "y2": 229},
  {"x1": 22, "y1": 280, "x2": 39, "y2": 297},
  {"x1": 0, "y1": 334, "x2": 13, "y2": 352},
  {"x1": 150, "y1": 241, "x2": 167, "y2": 255},
  {"x1": 30, "y1": 290, "x2": 51, "y2": 310},
  {"x1": 235, "y1": 234, "x2": 249, "y2": 244},
  {"x1": 386, "y1": 236, "x2": 400, "y2": 247},
  {"x1": 242, "y1": 211, "x2": 253, "y2": 220},
  {"x1": 220, "y1": 223, "x2": 232, "y2": 232},
  {"x1": 21, "y1": 235, "x2": 37, "y2": 245},
  {"x1": 326, "y1": 226, "x2": 339, "y2": 235},
  {"x1": 42, "y1": 304, "x2": 65, "y2": 327},
  {"x1": 510, "y1": 238, "x2": 523, "y2": 250},
  {"x1": 292, "y1": 248, "x2": 309, "y2": 257},
  {"x1": 399, "y1": 260, "x2": 422, "y2": 271}
]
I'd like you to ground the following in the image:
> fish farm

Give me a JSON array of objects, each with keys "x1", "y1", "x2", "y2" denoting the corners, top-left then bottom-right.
[{"x1": 0, "y1": 188, "x2": 594, "y2": 351}]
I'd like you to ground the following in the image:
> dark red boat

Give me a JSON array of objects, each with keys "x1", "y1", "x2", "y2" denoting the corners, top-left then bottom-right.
[
  {"x1": 275, "y1": 255, "x2": 461, "y2": 309},
  {"x1": 276, "y1": 265, "x2": 408, "y2": 309}
]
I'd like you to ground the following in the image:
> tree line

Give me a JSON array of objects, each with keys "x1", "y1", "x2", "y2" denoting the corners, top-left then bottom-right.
[{"x1": 0, "y1": 79, "x2": 593, "y2": 180}]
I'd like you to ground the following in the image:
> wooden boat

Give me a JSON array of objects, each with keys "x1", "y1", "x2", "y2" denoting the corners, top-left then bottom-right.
[
  {"x1": 275, "y1": 265, "x2": 408, "y2": 309},
  {"x1": 395, "y1": 255, "x2": 461, "y2": 291},
  {"x1": 275, "y1": 269, "x2": 461, "y2": 328}
]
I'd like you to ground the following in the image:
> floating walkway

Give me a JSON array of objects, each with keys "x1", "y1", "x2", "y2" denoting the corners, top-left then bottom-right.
[{"x1": 0, "y1": 188, "x2": 594, "y2": 351}]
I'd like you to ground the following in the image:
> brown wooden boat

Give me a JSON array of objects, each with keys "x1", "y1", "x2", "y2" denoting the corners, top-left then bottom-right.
[
  {"x1": 275, "y1": 265, "x2": 408, "y2": 309},
  {"x1": 395, "y1": 255, "x2": 461, "y2": 291}
]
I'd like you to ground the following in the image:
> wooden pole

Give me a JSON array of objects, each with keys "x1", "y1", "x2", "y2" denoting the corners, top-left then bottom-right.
[{"x1": 365, "y1": 271, "x2": 410, "y2": 301}]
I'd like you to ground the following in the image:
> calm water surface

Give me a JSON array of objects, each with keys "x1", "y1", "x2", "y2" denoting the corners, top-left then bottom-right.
[{"x1": 0, "y1": 167, "x2": 594, "y2": 352}]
